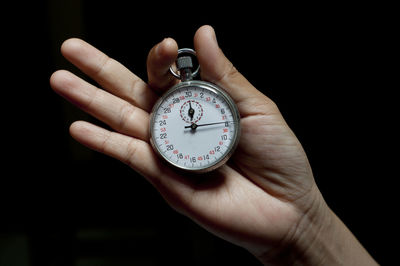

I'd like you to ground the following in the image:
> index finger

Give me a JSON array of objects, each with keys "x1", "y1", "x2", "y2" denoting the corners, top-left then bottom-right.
[{"x1": 147, "y1": 38, "x2": 179, "y2": 92}]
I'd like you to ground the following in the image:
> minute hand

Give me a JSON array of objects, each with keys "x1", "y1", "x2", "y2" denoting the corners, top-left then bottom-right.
[{"x1": 184, "y1": 121, "x2": 233, "y2": 129}]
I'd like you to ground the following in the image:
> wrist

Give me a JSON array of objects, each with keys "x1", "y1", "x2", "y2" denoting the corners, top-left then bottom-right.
[
  {"x1": 256, "y1": 185, "x2": 378, "y2": 266},
  {"x1": 289, "y1": 191, "x2": 337, "y2": 266},
  {"x1": 255, "y1": 184, "x2": 332, "y2": 265}
]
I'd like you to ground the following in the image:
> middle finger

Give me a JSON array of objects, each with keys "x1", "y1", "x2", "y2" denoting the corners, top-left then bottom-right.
[
  {"x1": 50, "y1": 70, "x2": 149, "y2": 141},
  {"x1": 61, "y1": 38, "x2": 158, "y2": 112}
]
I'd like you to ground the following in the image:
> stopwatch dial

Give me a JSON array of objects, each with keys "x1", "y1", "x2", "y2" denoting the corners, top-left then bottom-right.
[
  {"x1": 180, "y1": 100, "x2": 203, "y2": 123},
  {"x1": 150, "y1": 83, "x2": 240, "y2": 172}
]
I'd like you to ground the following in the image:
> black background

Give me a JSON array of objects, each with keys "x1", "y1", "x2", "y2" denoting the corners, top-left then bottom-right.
[{"x1": 0, "y1": 1, "x2": 395, "y2": 265}]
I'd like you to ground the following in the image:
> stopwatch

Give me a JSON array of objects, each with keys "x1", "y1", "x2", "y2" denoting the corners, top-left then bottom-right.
[{"x1": 149, "y1": 48, "x2": 241, "y2": 173}]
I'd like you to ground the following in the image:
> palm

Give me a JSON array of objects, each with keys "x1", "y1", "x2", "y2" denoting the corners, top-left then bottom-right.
[
  {"x1": 51, "y1": 26, "x2": 318, "y2": 257},
  {"x1": 162, "y1": 104, "x2": 315, "y2": 254}
]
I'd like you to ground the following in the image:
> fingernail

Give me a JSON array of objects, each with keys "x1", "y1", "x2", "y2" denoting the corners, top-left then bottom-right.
[
  {"x1": 155, "y1": 38, "x2": 165, "y2": 54},
  {"x1": 157, "y1": 38, "x2": 174, "y2": 55},
  {"x1": 209, "y1": 26, "x2": 218, "y2": 46}
]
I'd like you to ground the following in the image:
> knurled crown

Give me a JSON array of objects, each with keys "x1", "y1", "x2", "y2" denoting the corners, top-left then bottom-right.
[{"x1": 176, "y1": 56, "x2": 193, "y2": 70}]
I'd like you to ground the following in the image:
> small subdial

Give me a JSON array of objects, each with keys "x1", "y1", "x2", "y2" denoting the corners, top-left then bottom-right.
[{"x1": 180, "y1": 100, "x2": 203, "y2": 123}]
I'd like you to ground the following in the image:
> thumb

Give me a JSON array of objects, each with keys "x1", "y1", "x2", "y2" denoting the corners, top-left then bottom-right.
[{"x1": 194, "y1": 25, "x2": 275, "y2": 117}]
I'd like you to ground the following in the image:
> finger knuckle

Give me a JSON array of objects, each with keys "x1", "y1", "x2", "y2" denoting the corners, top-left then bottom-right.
[
  {"x1": 125, "y1": 138, "x2": 139, "y2": 166},
  {"x1": 219, "y1": 62, "x2": 240, "y2": 83},
  {"x1": 94, "y1": 55, "x2": 113, "y2": 78},
  {"x1": 118, "y1": 103, "x2": 136, "y2": 132},
  {"x1": 100, "y1": 131, "x2": 113, "y2": 155}
]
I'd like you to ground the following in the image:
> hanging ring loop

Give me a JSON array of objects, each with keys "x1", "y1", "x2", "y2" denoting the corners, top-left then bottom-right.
[{"x1": 169, "y1": 48, "x2": 200, "y2": 80}]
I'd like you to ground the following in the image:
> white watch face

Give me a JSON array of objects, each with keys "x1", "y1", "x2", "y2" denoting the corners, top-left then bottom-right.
[{"x1": 150, "y1": 81, "x2": 240, "y2": 172}]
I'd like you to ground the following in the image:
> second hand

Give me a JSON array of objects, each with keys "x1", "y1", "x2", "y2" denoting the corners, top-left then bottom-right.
[{"x1": 184, "y1": 121, "x2": 234, "y2": 129}]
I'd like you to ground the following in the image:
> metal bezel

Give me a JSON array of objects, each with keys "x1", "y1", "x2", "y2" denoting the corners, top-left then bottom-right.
[{"x1": 149, "y1": 80, "x2": 241, "y2": 173}]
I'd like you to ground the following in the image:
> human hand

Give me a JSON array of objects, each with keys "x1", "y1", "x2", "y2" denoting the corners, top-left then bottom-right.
[{"x1": 50, "y1": 26, "x2": 377, "y2": 265}]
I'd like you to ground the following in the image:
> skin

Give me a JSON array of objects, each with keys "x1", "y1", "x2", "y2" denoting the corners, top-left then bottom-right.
[{"x1": 50, "y1": 25, "x2": 378, "y2": 265}]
